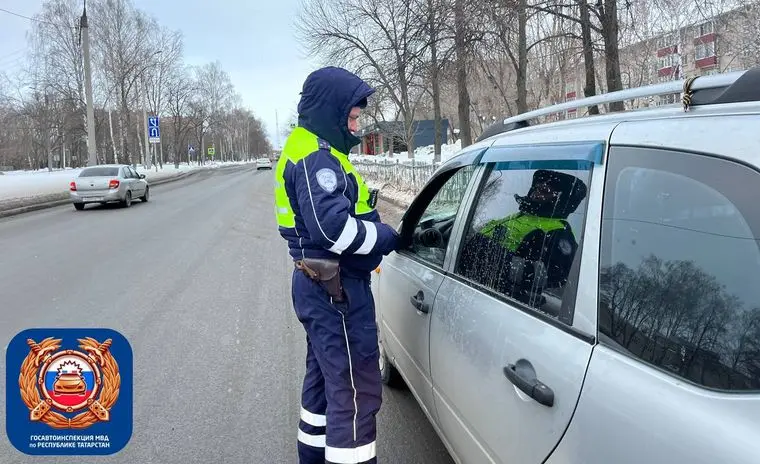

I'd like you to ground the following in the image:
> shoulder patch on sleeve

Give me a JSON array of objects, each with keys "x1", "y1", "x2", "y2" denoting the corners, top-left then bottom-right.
[{"x1": 316, "y1": 168, "x2": 338, "y2": 193}]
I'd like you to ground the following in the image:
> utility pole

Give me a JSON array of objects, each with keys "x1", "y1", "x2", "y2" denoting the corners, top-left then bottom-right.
[{"x1": 81, "y1": 0, "x2": 97, "y2": 166}]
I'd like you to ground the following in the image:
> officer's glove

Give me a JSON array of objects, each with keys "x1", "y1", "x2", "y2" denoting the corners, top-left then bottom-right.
[
  {"x1": 394, "y1": 229, "x2": 412, "y2": 251},
  {"x1": 376, "y1": 223, "x2": 402, "y2": 256}
]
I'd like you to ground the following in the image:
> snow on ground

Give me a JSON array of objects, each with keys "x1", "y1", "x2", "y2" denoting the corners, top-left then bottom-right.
[
  {"x1": 350, "y1": 140, "x2": 463, "y2": 166},
  {"x1": 365, "y1": 180, "x2": 416, "y2": 208},
  {"x1": 0, "y1": 161, "x2": 252, "y2": 202},
  {"x1": 351, "y1": 142, "x2": 466, "y2": 207}
]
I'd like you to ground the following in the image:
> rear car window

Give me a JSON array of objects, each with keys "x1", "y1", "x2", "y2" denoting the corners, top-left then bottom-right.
[
  {"x1": 79, "y1": 167, "x2": 120, "y2": 177},
  {"x1": 599, "y1": 146, "x2": 760, "y2": 391}
]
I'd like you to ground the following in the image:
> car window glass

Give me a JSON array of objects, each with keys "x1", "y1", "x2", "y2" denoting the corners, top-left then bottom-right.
[
  {"x1": 599, "y1": 147, "x2": 760, "y2": 391},
  {"x1": 454, "y1": 162, "x2": 592, "y2": 321},
  {"x1": 79, "y1": 167, "x2": 119, "y2": 177},
  {"x1": 409, "y1": 165, "x2": 475, "y2": 267}
]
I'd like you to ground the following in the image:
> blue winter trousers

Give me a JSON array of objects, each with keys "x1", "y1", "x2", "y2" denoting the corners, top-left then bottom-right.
[{"x1": 291, "y1": 269, "x2": 382, "y2": 464}]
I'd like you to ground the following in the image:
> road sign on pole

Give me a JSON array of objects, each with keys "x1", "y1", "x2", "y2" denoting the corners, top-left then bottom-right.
[
  {"x1": 148, "y1": 116, "x2": 160, "y2": 144},
  {"x1": 207, "y1": 147, "x2": 215, "y2": 156},
  {"x1": 188, "y1": 144, "x2": 195, "y2": 153}
]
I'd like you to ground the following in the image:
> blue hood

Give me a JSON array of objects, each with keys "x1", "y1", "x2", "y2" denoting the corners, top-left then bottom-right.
[{"x1": 297, "y1": 67, "x2": 375, "y2": 155}]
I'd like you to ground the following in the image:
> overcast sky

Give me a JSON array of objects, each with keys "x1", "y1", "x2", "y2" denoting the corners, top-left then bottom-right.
[{"x1": 0, "y1": 0, "x2": 322, "y2": 149}]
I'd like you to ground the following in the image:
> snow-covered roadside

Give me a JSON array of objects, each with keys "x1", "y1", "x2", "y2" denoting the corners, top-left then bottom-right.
[
  {"x1": 353, "y1": 141, "x2": 465, "y2": 208},
  {"x1": 0, "y1": 162, "x2": 248, "y2": 202},
  {"x1": 350, "y1": 140, "x2": 463, "y2": 166},
  {"x1": 365, "y1": 180, "x2": 415, "y2": 208}
]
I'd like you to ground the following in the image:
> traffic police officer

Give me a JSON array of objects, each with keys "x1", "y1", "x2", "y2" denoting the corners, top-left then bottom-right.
[{"x1": 274, "y1": 66, "x2": 401, "y2": 464}]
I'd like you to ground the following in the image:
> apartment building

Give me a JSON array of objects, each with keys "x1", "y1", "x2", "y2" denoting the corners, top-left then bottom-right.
[{"x1": 561, "y1": 2, "x2": 759, "y2": 116}]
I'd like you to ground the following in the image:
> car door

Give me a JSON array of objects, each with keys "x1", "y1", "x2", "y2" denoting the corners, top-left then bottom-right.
[
  {"x1": 128, "y1": 167, "x2": 144, "y2": 196},
  {"x1": 429, "y1": 141, "x2": 604, "y2": 463},
  {"x1": 549, "y1": 117, "x2": 760, "y2": 464},
  {"x1": 120, "y1": 167, "x2": 132, "y2": 193},
  {"x1": 376, "y1": 159, "x2": 481, "y2": 422}
]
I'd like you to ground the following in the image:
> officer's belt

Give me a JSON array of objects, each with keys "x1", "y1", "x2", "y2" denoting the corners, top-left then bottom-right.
[{"x1": 295, "y1": 258, "x2": 345, "y2": 303}]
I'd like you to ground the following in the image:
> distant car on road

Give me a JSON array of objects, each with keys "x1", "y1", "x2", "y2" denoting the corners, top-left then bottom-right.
[
  {"x1": 256, "y1": 158, "x2": 272, "y2": 170},
  {"x1": 69, "y1": 164, "x2": 149, "y2": 210}
]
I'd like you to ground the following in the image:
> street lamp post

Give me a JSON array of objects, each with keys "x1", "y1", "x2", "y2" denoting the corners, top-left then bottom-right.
[{"x1": 81, "y1": 1, "x2": 97, "y2": 166}]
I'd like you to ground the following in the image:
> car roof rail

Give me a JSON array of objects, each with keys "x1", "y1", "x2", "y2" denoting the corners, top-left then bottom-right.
[
  {"x1": 475, "y1": 66, "x2": 760, "y2": 140},
  {"x1": 475, "y1": 120, "x2": 530, "y2": 143}
]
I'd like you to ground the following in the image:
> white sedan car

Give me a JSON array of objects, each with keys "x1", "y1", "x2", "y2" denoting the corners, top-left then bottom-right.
[{"x1": 256, "y1": 158, "x2": 272, "y2": 170}]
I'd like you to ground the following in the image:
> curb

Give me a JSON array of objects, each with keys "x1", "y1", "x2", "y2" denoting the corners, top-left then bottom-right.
[
  {"x1": 378, "y1": 192, "x2": 410, "y2": 210},
  {"x1": 0, "y1": 166, "x2": 225, "y2": 219}
]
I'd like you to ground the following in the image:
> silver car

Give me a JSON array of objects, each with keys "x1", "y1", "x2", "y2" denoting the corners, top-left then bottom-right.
[
  {"x1": 374, "y1": 67, "x2": 760, "y2": 464},
  {"x1": 69, "y1": 164, "x2": 149, "y2": 210}
]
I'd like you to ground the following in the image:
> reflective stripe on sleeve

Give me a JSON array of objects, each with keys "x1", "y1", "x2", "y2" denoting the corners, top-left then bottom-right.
[
  {"x1": 354, "y1": 221, "x2": 377, "y2": 255},
  {"x1": 328, "y1": 217, "x2": 358, "y2": 254}
]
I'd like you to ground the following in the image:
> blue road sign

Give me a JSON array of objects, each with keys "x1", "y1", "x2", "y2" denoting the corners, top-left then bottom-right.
[
  {"x1": 188, "y1": 144, "x2": 195, "y2": 153},
  {"x1": 147, "y1": 116, "x2": 160, "y2": 143}
]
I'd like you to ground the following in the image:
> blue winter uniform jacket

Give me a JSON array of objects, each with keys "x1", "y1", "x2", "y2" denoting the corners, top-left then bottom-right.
[{"x1": 274, "y1": 67, "x2": 399, "y2": 279}]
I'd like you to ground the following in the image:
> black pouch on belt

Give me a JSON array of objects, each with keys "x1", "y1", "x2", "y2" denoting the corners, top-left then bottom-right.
[{"x1": 295, "y1": 258, "x2": 345, "y2": 303}]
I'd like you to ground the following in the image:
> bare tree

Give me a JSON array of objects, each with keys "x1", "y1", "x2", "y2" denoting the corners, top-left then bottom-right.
[
  {"x1": 143, "y1": 22, "x2": 183, "y2": 168},
  {"x1": 0, "y1": 0, "x2": 271, "y2": 172},
  {"x1": 297, "y1": 0, "x2": 430, "y2": 157},
  {"x1": 453, "y1": 0, "x2": 474, "y2": 146},
  {"x1": 416, "y1": 0, "x2": 453, "y2": 160},
  {"x1": 534, "y1": 0, "x2": 625, "y2": 111},
  {"x1": 191, "y1": 61, "x2": 236, "y2": 162},
  {"x1": 164, "y1": 64, "x2": 195, "y2": 167},
  {"x1": 27, "y1": 0, "x2": 88, "y2": 163}
]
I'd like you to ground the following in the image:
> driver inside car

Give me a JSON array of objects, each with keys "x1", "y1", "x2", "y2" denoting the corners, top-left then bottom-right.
[{"x1": 456, "y1": 169, "x2": 588, "y2": 307}]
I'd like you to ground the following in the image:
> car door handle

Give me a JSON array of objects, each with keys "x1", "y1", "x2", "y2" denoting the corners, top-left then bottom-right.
[
  {"x1": 503, "y1": 360, "x2": 554, "y2": 407},
  {"x1": 409, "y1": 290, "x2": 430, "y2": 313}
]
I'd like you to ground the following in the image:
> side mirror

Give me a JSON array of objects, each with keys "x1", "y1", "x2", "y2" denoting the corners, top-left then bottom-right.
[{"x1": 139, "y1": 174, "x2": 146, "y2": 179}]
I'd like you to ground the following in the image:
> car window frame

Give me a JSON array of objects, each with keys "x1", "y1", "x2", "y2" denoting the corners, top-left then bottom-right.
[
  {"x1": 598, "y1": 144, "x2": 760, "y2": 392},
  {"x1": 438, "y1": 141, "x2": 607, "y2": 342},
  {"x1": 396, "y1": 144, "x2": 493, "y2": 271},
  {"x1": 447, "y1": 161, "x2": 593, "y2": 329},
  {"x1": 396, "y1": 162, "x2": 487, "y2": 272}
]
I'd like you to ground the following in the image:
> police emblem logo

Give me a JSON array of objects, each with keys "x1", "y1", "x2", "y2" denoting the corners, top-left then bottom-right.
[
  {"x1": 316, "y1": 168, "x2": 338, "y2": 193},
  {"x1": 6, "y1": 328, "x2": 133, "y2": 456},
  {"x1": 21, "y1": 337, "x2": 117, "y2": 426}
]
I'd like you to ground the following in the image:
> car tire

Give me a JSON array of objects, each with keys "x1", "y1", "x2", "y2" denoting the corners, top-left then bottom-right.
[
  {"x1": 379, "y1": 337, "x2": 405, "y2": 388},
  {"x1": 142, "y1": 186, "x2": 149, "y2": 202},
  {"x1": 74, "y1": 203, "x2": 85, "y2": 211},
  {"x1": 121, "y1": 191, "x2": 132, "y2": 208}
]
